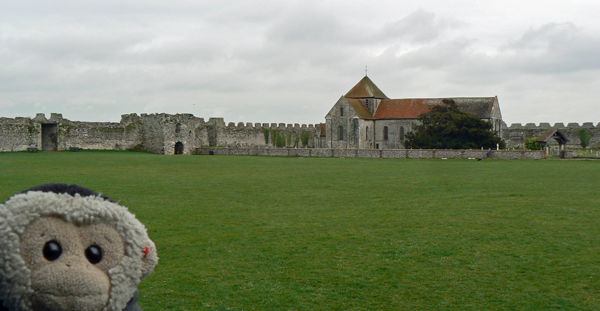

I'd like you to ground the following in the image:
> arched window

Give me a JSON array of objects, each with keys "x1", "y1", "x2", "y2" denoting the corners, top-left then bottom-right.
[
  {"x1": 340, "y1": 107, "x2": 344, "y2": 116},
  {"x1": 383, "y1": 126, "x2": 389, "y2": 141},
  {"x1": 338, "y1": 126, "x2": 344, "y2": 140},
  {"x1": 399, "y1": 126, "x2": 405, "y2": 141},
  {"x1": 366, "y1": 126, "x2": 370, "y2": 140},
  {"x1": 175, "y1": 123, "x2": 182, "y2": 133}
]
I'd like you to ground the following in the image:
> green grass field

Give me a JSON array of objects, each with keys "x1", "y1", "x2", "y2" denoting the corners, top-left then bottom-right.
[{"x1": 1, "y1": 151, "x2": 599, "y2": 310}]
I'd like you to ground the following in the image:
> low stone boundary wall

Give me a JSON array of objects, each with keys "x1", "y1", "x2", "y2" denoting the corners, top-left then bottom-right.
[{"x1": 195, "y1": 148, "x2": 546, "y2": 160}]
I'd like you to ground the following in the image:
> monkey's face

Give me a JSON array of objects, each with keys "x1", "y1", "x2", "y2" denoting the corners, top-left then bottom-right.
[
  {"x1": 20, "y1": 217, "x2": 125, "y2": 311},
  {"x1": 1, "y1": 185, "x2": 158, "y2": 311}
]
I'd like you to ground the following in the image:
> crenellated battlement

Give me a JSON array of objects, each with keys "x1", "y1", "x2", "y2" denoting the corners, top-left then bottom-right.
[
  {"x1": 505, "y1": 122, "x2": 600, "y2": 130},
  {"x1": 502, "y1": 121, "x2": 600, "y2": 148},
  {"x1": 215, "y1": 120, "x2": 319, "y2": 130},
  {"x1": 1, "y1": 112, "x2": 597, "y2": 153}
]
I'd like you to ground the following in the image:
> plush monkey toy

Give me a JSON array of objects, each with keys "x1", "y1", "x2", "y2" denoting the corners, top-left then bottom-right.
[{"x1": 0, "y1": 184, "x2": 158, "y2": 311}]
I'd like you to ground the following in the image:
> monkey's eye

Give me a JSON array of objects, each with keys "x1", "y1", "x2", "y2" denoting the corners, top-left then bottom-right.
[
  {"x1": 85, "y1": 245, "x2": 103, "y2": 264},
  {"x1": 43, "y1": 241, "x2": 62, "y2": 261}
]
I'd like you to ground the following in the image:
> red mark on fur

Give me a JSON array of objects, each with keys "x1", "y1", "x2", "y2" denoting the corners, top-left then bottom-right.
[{"x1": 143, "y1": 245, "x2": 150, "y2": 255}]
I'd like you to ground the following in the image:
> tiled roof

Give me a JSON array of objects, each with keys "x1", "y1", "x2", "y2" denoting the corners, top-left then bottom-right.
[
  {"x1": 345, "y1": 76, "x2": 388, "y2": 99},
  {"x1": 453, "y1": 98, "x2": 496, "y2": 119},
  {"x1": 373, "y1": 99, "x2": 434, "y2": 119},
  {"x1": 346, "y1": 98, "x2": 373, "y2": 119},
  {"x1": 538, "y1": 128, "x2": 569, "y2": 143},
  {"x1": 373, "y1": 97, "x2": 496, "y2": 120}
]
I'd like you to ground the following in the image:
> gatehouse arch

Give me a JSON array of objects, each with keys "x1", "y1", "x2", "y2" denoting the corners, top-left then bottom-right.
[{"x1": 174, "y1": 142, "x2": 184, "y2": 154}]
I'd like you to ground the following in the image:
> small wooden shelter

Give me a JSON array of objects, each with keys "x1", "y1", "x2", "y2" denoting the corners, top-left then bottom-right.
[{"x1": 538, "y1": 128, "x2": 569, "y2": 158}]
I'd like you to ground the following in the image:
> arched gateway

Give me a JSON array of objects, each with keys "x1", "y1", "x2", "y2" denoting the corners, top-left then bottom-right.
[
  {"x1": 538, "y1": 128, "x2": 569, "y2": 158},
  {"x1": 174, "y1": 142, "x2": 184, "y2": 155}
]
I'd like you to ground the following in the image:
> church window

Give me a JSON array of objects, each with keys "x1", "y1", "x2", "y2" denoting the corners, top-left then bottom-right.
[
  {"x1": 340, "y1": 107, "x2": 344, "y2": 116},
  {"x1": 399, "y1": 126, "x2": 405, "y2": 141},
  {"x1": 383, "y1": 126, "x2": 389, "y2": 141},
  {"x1": 338, "y1": 126, "x2": 344, "y2": 140},
  {"x1": 365, "y1": 99, "x2": 369, "y2": 109},
  {"x1": 366, "y1": 126, "x2": 370, "y2": 140},
  {"x1": 175, "y1": 123, "x2": 182, "y2": 133}
]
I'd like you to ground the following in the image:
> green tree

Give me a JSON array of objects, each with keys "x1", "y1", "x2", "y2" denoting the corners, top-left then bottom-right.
[
  {"x1": 404, "y1": 99, "x2": 505, "y2": 149},
  {"x1": 277, "y1": 133, "x2": 286, "y2": 147},
  {"x1": 301, "y1": 131, "x2": 311, "y2": 147},
  {"x1": 524, "y1": 137, "x2": 540, "y2": 150},
  {"x1": 271, "y1": 130, "x2": 286, "y2": 147},
  {"x1": 578, "y1": 129, "x2": 590, "y2": 148}
]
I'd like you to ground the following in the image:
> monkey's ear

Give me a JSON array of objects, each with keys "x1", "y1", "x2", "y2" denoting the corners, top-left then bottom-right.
[{"x1": 141, "y1": 240, "x2": 158, "y2": 280}]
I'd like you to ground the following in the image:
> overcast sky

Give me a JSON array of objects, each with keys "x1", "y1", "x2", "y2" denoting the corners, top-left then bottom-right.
[{"x1": 1, "y1": 0, "x2": 599, "y2": 125}]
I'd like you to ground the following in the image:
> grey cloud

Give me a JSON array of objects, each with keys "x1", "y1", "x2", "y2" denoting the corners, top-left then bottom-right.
[
  {"x1": 0, "y1": 1, "x2": 215, "y2": 22},
  {"x1": 205, "y1": 1, "x2": 286, "y2": 25},
  {"x1": 503, "y1": 22, "x2": 600, "y2": 74},
  {"x1": 266, "y1": 6, "x2": 346, "y2": 44},
  {"x1": 395, "y1": 38, "x2": 476, "y2": 70},
  {"x1": 510, "y1": 22, "x2": 579, "y2": 50},
  {"x1": 381, "y1": 9, "x2": 464, "y2": 43},
  {"x1": 373, "y1": 20, "x2": 600, "y2": 88},
  {"x1": 6, "y1": 31, "x2": 149, "y2": 63}
]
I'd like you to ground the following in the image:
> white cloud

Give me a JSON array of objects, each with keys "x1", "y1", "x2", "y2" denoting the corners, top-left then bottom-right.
[{"x1": 0, "y1": 1, "x2": 599, "y2": 125}]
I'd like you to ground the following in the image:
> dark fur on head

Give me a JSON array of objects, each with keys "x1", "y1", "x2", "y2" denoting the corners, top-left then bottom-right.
[{"x1": 16, "y1": 183, "x2": 115, "y2": 203}]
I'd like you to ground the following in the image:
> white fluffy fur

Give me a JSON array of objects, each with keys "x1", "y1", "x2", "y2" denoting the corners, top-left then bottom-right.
[{"x1": 0, "y1": 191, "x2": 154, "y2": 311}]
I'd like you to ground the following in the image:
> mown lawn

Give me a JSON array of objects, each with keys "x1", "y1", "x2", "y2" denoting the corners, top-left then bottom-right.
[{"x1": 1, "y1": 151, "x2": 599, "y2": 310}]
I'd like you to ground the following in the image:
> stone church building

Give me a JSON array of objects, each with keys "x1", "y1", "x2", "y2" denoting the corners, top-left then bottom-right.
[
  {"x1": 4, "y1": 75, "x2": 599, "y2": 154},
  {"x1": 324, "y1": 76, "x2": 503, "y2": 149}
]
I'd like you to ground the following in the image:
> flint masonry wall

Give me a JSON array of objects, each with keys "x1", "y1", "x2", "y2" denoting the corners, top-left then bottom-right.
[
  {"x1": 58, "y1": 114, "x2": 142, "y2": 151},
  {"x1": 1, "y1": 112, "x2": 598, "y2": 154},
  {"x1": 203, "y1": 119, "x2": 320, "y2": 150},
  {"x1": 0, "y1": 117, "x2": 40, "y2": 152},
  {"x1": 0, "y1": 113, "x2": 142, "y2": 152},
  {"x1": 0, "y1": 113, "x2": 322, "y2": 154},
  {"x1": 198, "y1": 147, "x2": 547, "y2": 160},
  {"x1": 502, "y1": 122, "x2": 600, "y2": 149},
  {"x1": 139, "y1": 113, "x2": 208, "y2": 155}
]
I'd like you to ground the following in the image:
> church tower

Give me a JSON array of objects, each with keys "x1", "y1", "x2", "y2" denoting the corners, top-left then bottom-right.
[{"x1": 344, "y1": 75, "x2": 388, "y2": 115}]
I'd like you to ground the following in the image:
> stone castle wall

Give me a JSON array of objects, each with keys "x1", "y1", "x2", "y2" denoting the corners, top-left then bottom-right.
[
  {"x1": 0, "y1": 113, "x2": 322, "y2": 154},
  {"x1": 1, "y1": 113, "x2": 598, "y2": 154},
  {"x1": 138, "y1": 113, "x2": 166, "y2": 154},
  {"x1": 199, "y1": 147, "x2": 549, "y2": 160},
  {"x1": 58, "y1": 114, "x2": 142, "y2": 151},
  {"x1": 501, "y1": 122, "x2": 600, "y2": 148},
  {"x1": 0, "y1": 117, "x2": 40, "y2": 152},
  {"x1": 207, "y1": 121, "x2": 320, "y2": 149},
  {"x1": 0, "y1": 113, "x2": 143, "y2": 152},
  {"x1": 138, "y1": 113, "x2": 208, "y2": 155}
]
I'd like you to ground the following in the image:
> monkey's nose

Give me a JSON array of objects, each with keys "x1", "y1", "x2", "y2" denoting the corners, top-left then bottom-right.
[{"x1": 61, "y1": 258, "x2": 79, "y2": 268}]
